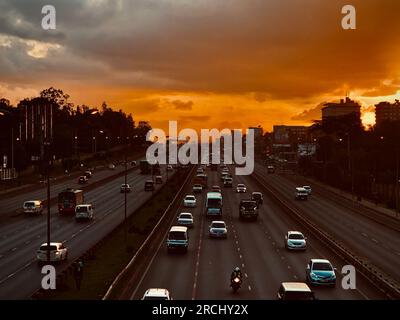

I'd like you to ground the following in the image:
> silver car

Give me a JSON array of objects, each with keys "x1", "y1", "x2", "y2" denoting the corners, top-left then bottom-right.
[
  {"x1": 285, "y1": 231, "x2": 307, "y2": 250},
  {"x1": 177, "y1": 212, "x2": 194, "y2": 228},
  {"x1": 209, "y1": 221, "x2": 228, "y2": 238}
]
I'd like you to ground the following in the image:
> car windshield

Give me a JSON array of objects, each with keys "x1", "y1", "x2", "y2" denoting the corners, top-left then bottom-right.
[
  {"x1": 145, "y1": 181, "x2": 153, "y2": 185},
  {"x1": 289, "y1": 234, "x2": 304, "y2": 240},
  {"x1": 122, "y1": 184, "x2": 129, "y2": 187},
  {"x1": 252, "y1": 193, "x2": 261, "y2": 199},
  {"x1": 143, "y1": 296, "x2": 168, "y2": 300},
  {"x1": 24, "y1": 202, "x2": 35, "y2": 207},
  {"x1": 40, "y1": 245, "x2": 58, "y2": 251},
  {"x1": 313, "y1": 262, "x2": 333, "y2": 271},
  {"x1": 76, "y1": 206, "x2": 88, "y2": 213},
  {"x1": 241, "y1": 201, "x2": 257, "y2": 209},
  {"x1": 186, "y1": 196, "x2": 195, "y2": 201},
  {"x1": 238, "y1": 184, "x2": 245, "y2": 188},
  {"x1": 169, "y1": 231, "x2": 186, "y2": 240},
  {"x1": 212, "y1": 223, "x2": 225, "y2": 229},
  {"x1": 207, "y1": 198, "x2": 222, "y2": 207},
  {"x1": 194, "y1": 184, "x2": 202, "y2": 188},
  {"x1": 179, "y1": 214, "x2": 192, "y2": 219}
]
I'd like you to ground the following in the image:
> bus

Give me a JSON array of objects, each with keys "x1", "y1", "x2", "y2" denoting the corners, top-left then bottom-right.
[
  {"x1": 205, "y1": 192, "x2": 223, "y2": 216},
  {"x1": 58, "y1": 188, "x2": 84, "y2": 214}
]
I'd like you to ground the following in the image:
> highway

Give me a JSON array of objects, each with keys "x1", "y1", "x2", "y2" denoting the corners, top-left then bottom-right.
[
  {"x1": 0, "y1": 164, "x2": 135, "y2": 218},
  {"x1": 0, "y1": 165, "x2": 173, "y2": 299},
  {"x1": 130, "y1": 165, "x2": 386, "y2": 300},
  {"x1": 253, "y1": 163, "x2": 400, "y2": 284}
]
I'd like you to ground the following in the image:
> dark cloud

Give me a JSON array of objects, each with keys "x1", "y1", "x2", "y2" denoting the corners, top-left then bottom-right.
[
  {"x1": 172, "y1": 100, "x2": 193, "y2": 110},
  {"x1": 291, "y1": 103, "x2": 326, "y2": 121}
]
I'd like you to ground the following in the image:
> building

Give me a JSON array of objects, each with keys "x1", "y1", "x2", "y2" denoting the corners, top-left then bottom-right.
[
  {"x1": 322, "y1": 97, "x2": 361, "y2": 123},
  {"x1": 248, "y1": 126, "x2": 263, "y2": 140},
  {"x1": 375, "y1": 100, "x2": 400, "y2": 126},
  {"x1": 273, "y1": 125, "x2": 308, "y2": 146}
]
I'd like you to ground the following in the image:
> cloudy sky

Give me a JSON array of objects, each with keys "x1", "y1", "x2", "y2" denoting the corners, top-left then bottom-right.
[{"x1": 1, "y1": 0, "x2": 400, "y2": 131}]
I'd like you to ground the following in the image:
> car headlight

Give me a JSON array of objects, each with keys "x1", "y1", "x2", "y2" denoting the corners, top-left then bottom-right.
[{"x1": 310, "y1": 272, "x2": 317, "y2": 278}]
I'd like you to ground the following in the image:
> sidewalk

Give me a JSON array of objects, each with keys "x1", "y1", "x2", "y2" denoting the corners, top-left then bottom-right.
[{"x1": 283, "y1": 172, "x2": 400, "y2": 221}]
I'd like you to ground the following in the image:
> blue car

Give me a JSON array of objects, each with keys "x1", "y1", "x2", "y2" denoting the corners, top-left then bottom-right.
[{"x1": 306, "y1": 259, "x2": 337, "y2": 287}]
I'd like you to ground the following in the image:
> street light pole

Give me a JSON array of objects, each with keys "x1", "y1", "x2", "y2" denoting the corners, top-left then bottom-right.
[{"x1": 124, "y1": 138, "x2": 127, "y2": 247}]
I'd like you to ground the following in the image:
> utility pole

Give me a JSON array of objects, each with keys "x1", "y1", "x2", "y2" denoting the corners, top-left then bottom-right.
[
  {"x1": 347, "y1": 133, "x2": 354, "y2": 201},
  {"x1": 124, "y1": 138, "x2": 128, "y2": 247},
  {"x1": 396, "y1": 148, "x2": 399, "y2": 218}
]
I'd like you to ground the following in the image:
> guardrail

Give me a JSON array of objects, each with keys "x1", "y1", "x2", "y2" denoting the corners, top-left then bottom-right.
[
  {"x1": 252, "y1": 170, "x2": 400, "y2": 299},
  {"x1": 102, "y1": 165, "x2": 196, "y2": 300}
]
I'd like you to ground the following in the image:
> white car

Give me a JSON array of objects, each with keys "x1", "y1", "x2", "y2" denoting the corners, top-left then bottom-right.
[
  {"x1": 303, "y1": 186, "x2": 312, "y2": 195},
  {"x1": 209, "y1": 220, "x2": 228, "y2": 238},
  {"x1": 177, "y1": 212, "x2": 194, "y2": 228},
  {"x1": 183, "y1": 195, "x2": 197, "y2": 207},
  {"x1": 75, "y1": 204, "x2": 94, "y2": 221},
  {"x1": 295, "y1": 187, "x2": 308, "y2": 200},
  {"x1": 285, "y1": 231, "x2": 307, "y2": 250},
  {"x1": 167, "y1": 165, "x2": 173, "y2": 171},
  {"x1": 120, "y1": 184, "x2": 131, "y2": 193},
  {"x1": 23, "y1": 200, "x2": 43, "y2": 215},
  {"x1": 37, "y1": 242, "x2": 68, "y2": 263},
  {"x1": 236, "y1": 184, "x2": 247, "y2": 193},
  {"x1": 192, "y1": 184, "x2": 203, "y2": 193},
  {"x1": 142, "y1": 288, "x2": 171, "y2": 300}
]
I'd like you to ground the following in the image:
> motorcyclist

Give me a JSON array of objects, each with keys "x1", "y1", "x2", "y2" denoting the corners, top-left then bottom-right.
[{"x1": 231, "y1": 266, "x2": 243, "y2": 281}]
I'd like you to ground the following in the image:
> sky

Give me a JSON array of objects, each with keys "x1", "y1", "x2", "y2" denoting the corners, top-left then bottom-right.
[{"x1": 1, "y1": 0, "x2": 400, "y2": 132}]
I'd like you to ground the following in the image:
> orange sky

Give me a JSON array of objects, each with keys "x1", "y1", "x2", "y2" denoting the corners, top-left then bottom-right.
[{"x1": 1, "y1": 0, "x2": 400, "y2": 132}]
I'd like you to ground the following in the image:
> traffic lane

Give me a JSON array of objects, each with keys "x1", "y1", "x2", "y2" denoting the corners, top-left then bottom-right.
[
  {"x1": 0, "y1": 172, "x2": 148, "y2": 287},
  {"x1": 235, "y1": 172, "x2": 385, "y2": 299},
  {"x1": 257, "y1": 163, "x2": 400, "y2": 250},
  {"x1": 0, "y1": 169, "x2": 172, "y2": 299},
  {"x1": 0, "y1": 165, "x2": 129, "y2": 216},
  {"x1": 255, "y1": 165, "x2": 400, "y2": 282},
  {"x1": 0, "y1": 169, "x2": 145, "y2": 254},
  {"x1": 132, "y1": 176, "x2": 204, "y2": 300},
  {"x1": 195, "y1": 172, "x2": 254, "y2": 300}
]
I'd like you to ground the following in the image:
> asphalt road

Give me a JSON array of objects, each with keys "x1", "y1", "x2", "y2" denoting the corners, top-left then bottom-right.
[
  {"x1": 0, "y1": 164, "x2": 133, "y2": 218},
  {"x1": 0, "y1": 166, "x2": 174, "y2": 299},
  {"x1": 254, "y1": 163, "x2": 400, "y2": 284},
  {"x1": 131, "y1": 166, "x2": 385, "y2": 300}
]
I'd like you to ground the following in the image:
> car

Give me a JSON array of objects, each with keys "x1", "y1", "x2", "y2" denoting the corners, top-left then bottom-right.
[
  {"x1": 75, "y1": 204, "x2": 94, "y2": 221},
  {"x1": 285, "y1": 231, "x2": 307, "y2": 250},
  {"x1": 177, "y1": 212, "x2": 194, "y2": 228},
  {"x1": 221, "y1": 172, "x2": 229, "y2": 181},
  {"x1": 84, "y1": 170, "x2": 92, "y2": 179},
  {"x1": 144, "y1": 180, "x2": 155, "y2": 191},
  {"x1": 37, "y1": 242, "x2": 68, "y2": 264},
  {"x1": 267, "y1": 165, "x2": 275, "y2": 173},
  {"x1": 120, "y1": 183, "x2": 131, "y2": 193},
  {"x1": 142, "y1": 288, "x2": 172, "y2": 300},
  {"x1": 167, "y1": 165, "x2": 173, "y2": 171},
  {"x1": 209, "y1": 221, "x2": 228, "y2": 238},
  {"x1": 239, "y1": 199, "x2": 258, "y2": 220},
  {"x1": 192, "y1": 184, "x2": 203, "y2": 193},
  {"x1": 167, "y1": 226, "x2": 189, "y2": 253},
  {"x1": 236, "y1": 183, "x2": 247, "y2": 193},
  {"x1": 223, "y1": 177, "x2": 233, "y2": 187},
  {"x1": 196, "y1": 168, "x2": 204, "y2": 174},
  {"x1": 277, "y1": 282, "x2": 315, "y2": 300},
  {"x1": 130, "y1": 160, "x2": 137, "y2": 167},
  {"x1": 251, "y1": 192, "x2": 263, "y2": 206},
  {"x1": 155, "y1": 175, "x2": 163, "y2": 184},
  {"x1": 303, "y1": 186, "x2": 312, "y2": 195},
  {"x1": 108, "y1": 163, "x2": 116, "y2": 169},
  {"x1": 183, "y1": 195, "x2": 197, "y2": 207},
  {"x1": 295, "y1": 187, "x2": 308, "y2": 200},
  {"x1": 211, "y1": 185, "x2": 221, "y2": 193},
  {"x1": 23, "y1": 200, "x2": 43, "y2": 215},
  {"x1": 306, "y1": 259, "x2": 337, "y2": 287},
  {"x1": 78, "y1": 175, "x2": 88, "y2": 184}
]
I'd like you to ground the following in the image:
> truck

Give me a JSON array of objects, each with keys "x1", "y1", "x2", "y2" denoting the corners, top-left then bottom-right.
[
  {"x1": 194, "y1": 173, "x2": 208, "y2": 188},
  {"x1": 140, "y1": 160, "x2": 151, "y2": 174},
  {"x1": 58, "y1": 188, "x2": 84, "y2": 214},
  {"x1": 205, "y1": 192, "x2": 223, "y2": 216}
]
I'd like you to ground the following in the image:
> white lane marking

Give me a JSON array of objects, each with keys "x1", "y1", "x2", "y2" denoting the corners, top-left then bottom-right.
[
  {"x1": 239, "y1": 254, "x2": 242, "y2": 259},
  {"x1": 248, "y1": 285, "x2": 252, "y2": 291},
  {"x1": 361, "y1": 232, "x2": 367, "y2": 237},
  {"x1": 287, "y1": 265, "x2": 291, "y2": 269},
  {"x1": 371, "y1": 238, "x2": 378, "y2": 244},
  {"x1": 11, "y1": 247, "x2": 17, "y2": 252},
  {"x1": 244, "y1": 273, "x2": 248, "y2": 278},
  {"x1": 293, "y1": 275, "x2": 298, "y2": 279},
  {"x1": 241, "y1": 263, "x2": 245, "y2": 268}
]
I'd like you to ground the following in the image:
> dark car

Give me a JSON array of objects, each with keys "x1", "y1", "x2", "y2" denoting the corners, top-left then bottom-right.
[
  {"x1": 239, "y1": 199, "x2": 259, "y2": 220},
  {"x1": 78, "y1": 176, "x2": 88, "y2": 184},
  {"x1": 251, "y1": 192, "x2": 263, "y2": 206},
  {"x1": 144, "y1": 180, "x2": 155, "y2": 191}
]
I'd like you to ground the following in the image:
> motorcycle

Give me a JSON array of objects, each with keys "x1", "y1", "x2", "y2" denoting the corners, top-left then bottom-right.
[{"x1": 230, "y1": 276, "x2": 242, "y2": 293}]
